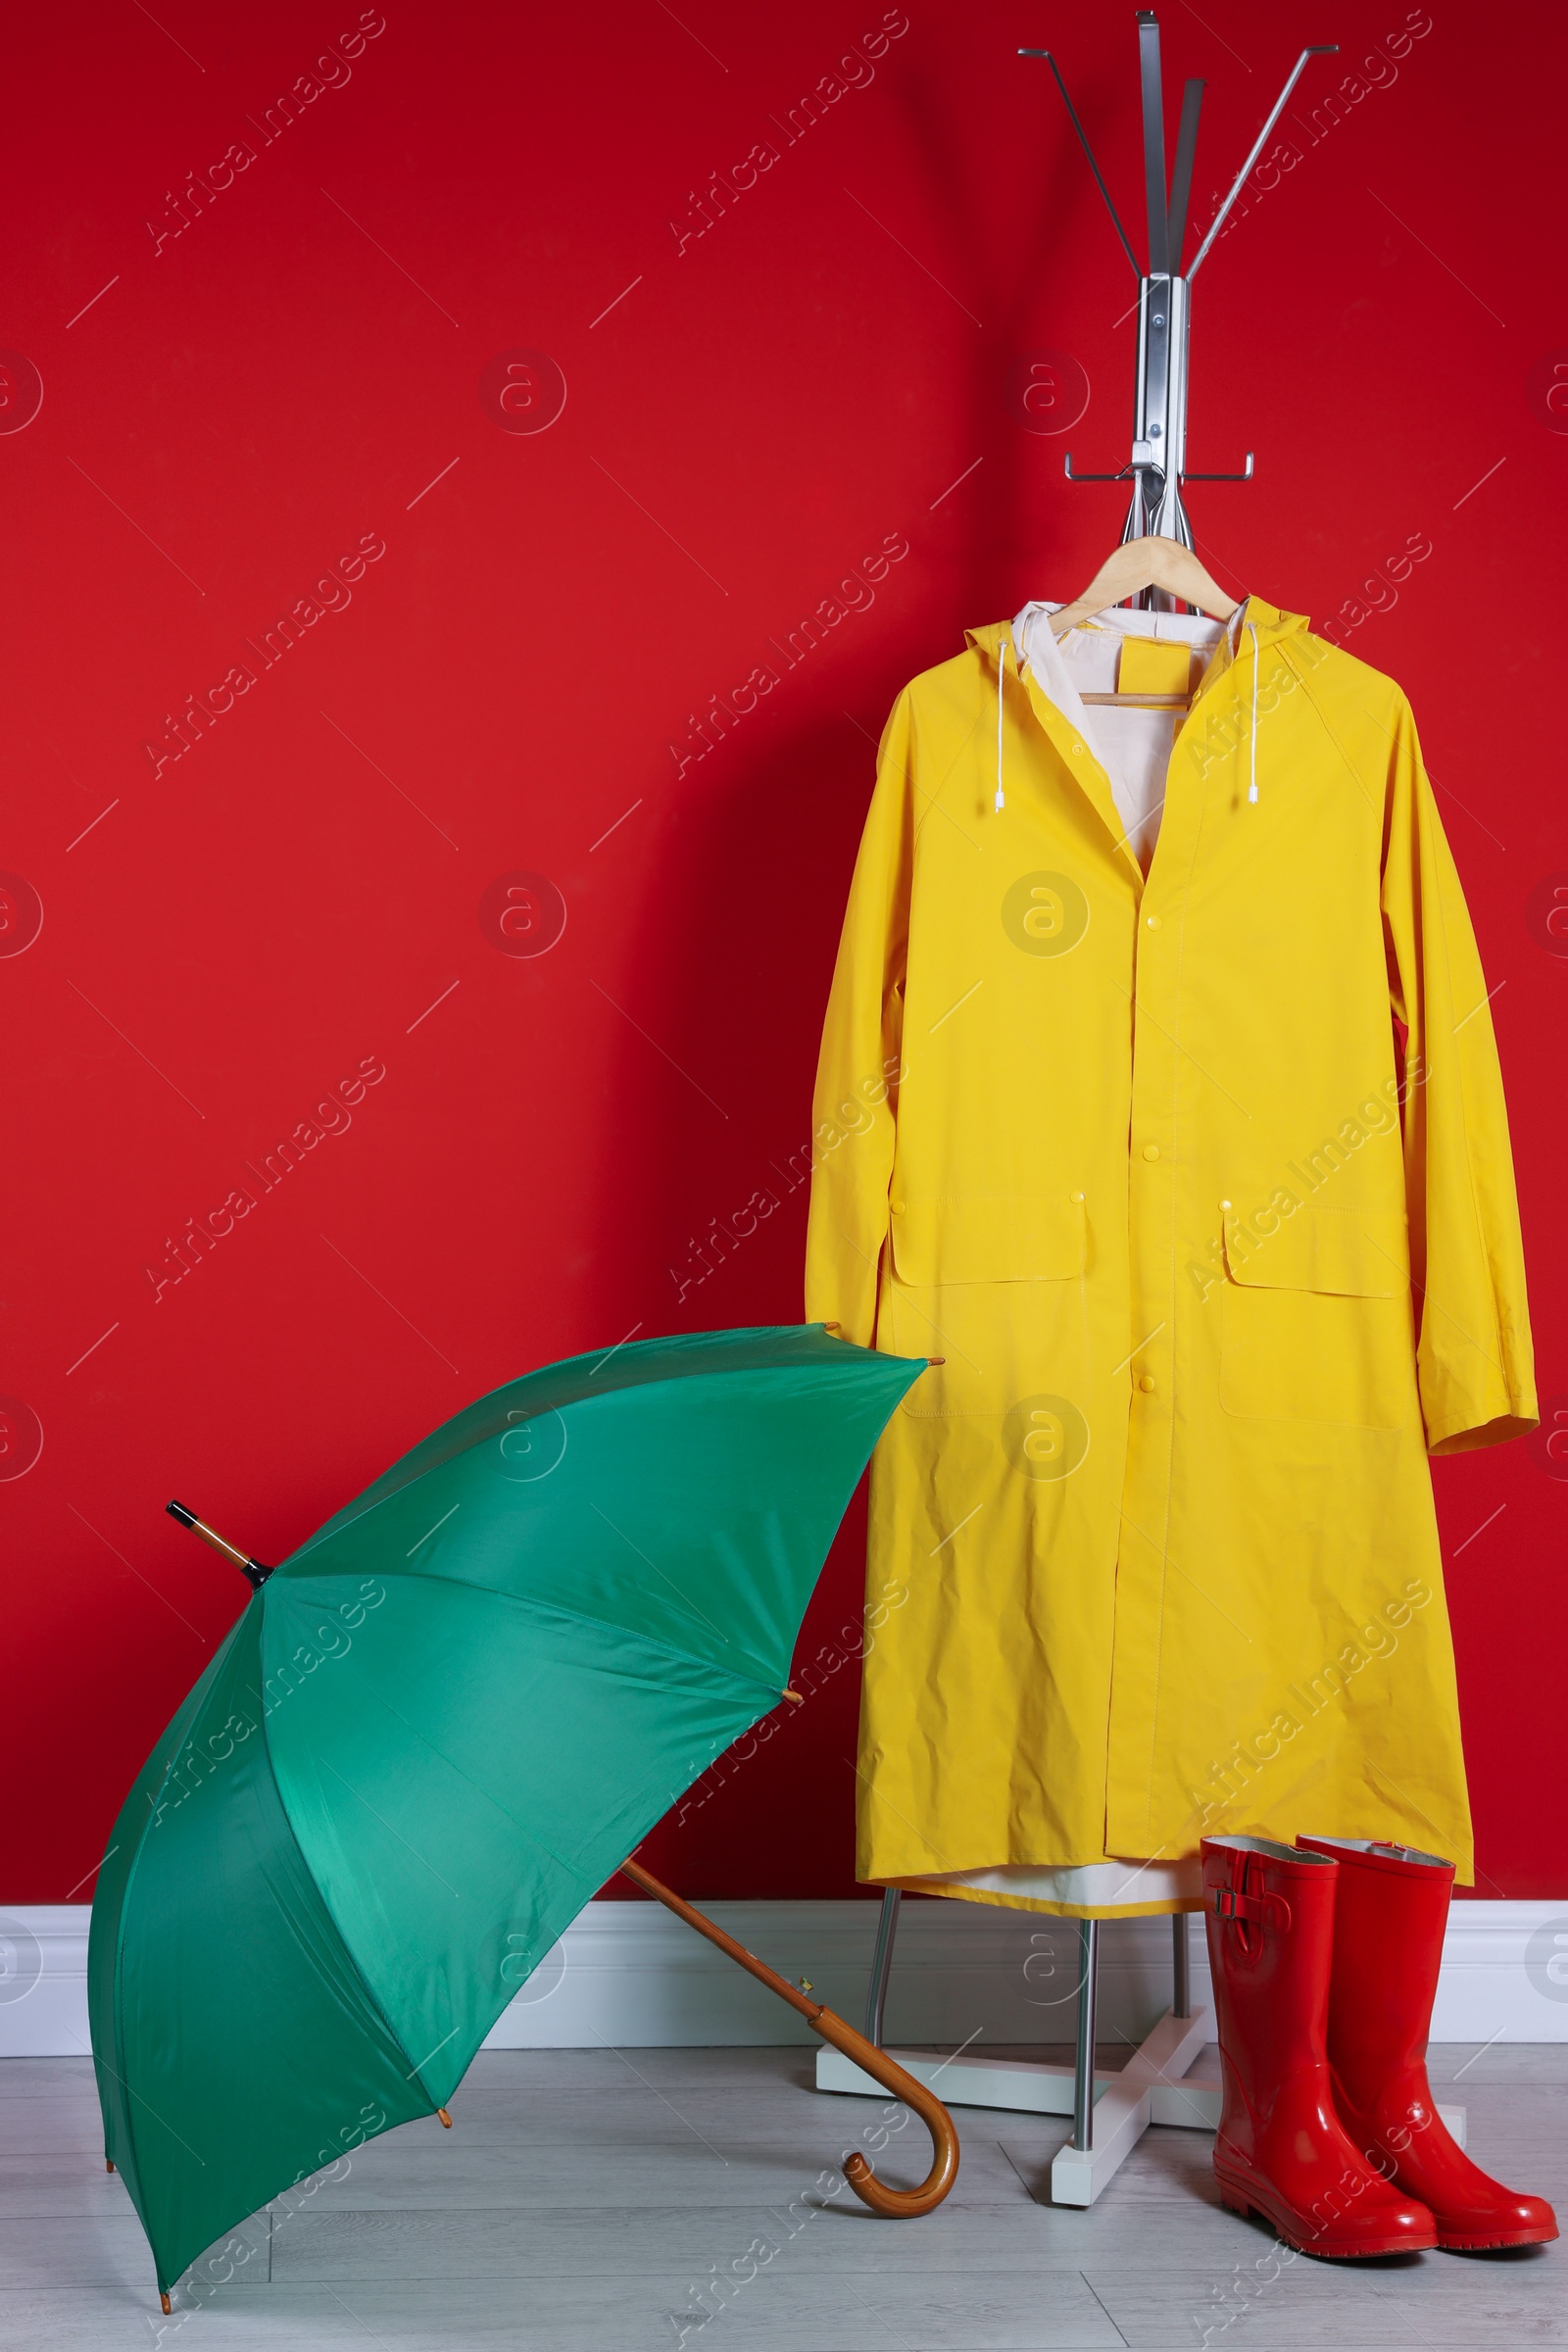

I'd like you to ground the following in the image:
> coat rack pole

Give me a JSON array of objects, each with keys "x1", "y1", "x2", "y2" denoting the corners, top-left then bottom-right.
[
  {"x1": 1071, "y1": 1921, "x2": 1102, "y2": 2152},
  {"x1": 864, "y1": 1886, "x2": 903, "y2": 2045}
]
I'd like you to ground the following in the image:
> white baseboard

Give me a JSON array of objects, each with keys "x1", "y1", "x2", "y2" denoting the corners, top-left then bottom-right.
[{"x1": 4, "y1": 1897, "x2": 1565, "y2": 2060}]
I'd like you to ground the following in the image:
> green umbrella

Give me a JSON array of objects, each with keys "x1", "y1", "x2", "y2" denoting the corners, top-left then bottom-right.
[{"x1": 89, "y1": 1325, "x2": 940, "y2": 2303}]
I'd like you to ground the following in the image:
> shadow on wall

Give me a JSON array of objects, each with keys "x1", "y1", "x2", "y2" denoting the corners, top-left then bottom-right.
[
  {"x1": 581, "y1": 35, "x2": 1102, "y2": 1336},
  {"x1": 574, "y1": 52, "x2": 1107, "y2": 1896}
]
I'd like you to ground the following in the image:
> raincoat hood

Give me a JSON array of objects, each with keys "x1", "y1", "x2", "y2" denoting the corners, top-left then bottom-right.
[
  {"x1": 968, "y1": 598, "x2": 1312, "y2": 824},
  {"x1": 962, "y1": 593, "x2": 1311, "y2": 671}
]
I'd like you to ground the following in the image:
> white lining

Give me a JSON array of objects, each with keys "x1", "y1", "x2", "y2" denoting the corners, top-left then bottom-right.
[
  {"x1": 910, "y1": 1856, "x2": 1202, "y2": 1913},
  {"x1": 1011, "y1": 599, "x2": 1243, "y2": 866}
]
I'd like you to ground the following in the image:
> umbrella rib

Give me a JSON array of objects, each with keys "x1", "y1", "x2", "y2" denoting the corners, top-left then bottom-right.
[
  {"x1": 277, "y1": 1374, "x2": 839, "y2": 1726},
  {"x1": 60, "y1": 2026, "x2": 209, "y2": 2168},
  {"x1": 261, "y1": 1724, "x2": 460, "y2": 2109},
  {"x1": 249, "y1": 1669, "x2": 574, "y2": 1876},
  {"x1": 318, "y1": 1760, "x2": 462, "y2": 1898},
  {"x1": 123, "y1": 1619, "x2": 248, "y2": 1873},
  {"x1": 384, "y1": 1567, "x2": 787, "y2": 1706},
  {"x1": 587, "y1": 1502, "x2": 734, "y2": 1647},
  {"x1": 405, "y1": 1501, "x2": 460, "y2": 1555},
  {"x1": 403, "y1": 2025, "x2": 463, "y2": 2081},
  {"x1": 357, "y1": 1685, "x2": 579, "y2": 1874}
]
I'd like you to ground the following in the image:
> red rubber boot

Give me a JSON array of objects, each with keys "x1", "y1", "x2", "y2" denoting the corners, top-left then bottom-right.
[
  {"x1": 1298, "y1": 1837, "x2": 1558, "y2": 2251},
  {"x1": 1202, "y1": 1836, "x2": 1437, "y2": 2257}
]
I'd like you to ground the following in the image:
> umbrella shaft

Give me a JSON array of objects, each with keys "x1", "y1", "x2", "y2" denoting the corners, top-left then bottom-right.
[
  {"x1": 619, "y1": 1859, "x2": 820, "y2": 2023},
  {"x1": 618, "y1": 1857, "x2": 960, "y2": 2217}
]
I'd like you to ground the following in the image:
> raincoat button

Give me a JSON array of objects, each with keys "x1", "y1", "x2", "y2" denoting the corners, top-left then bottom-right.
[
  {"x1": 1143, "y1": 1144, "x2": 1160, "y2": 1161},
  {"x1": 1070, "y1": 1190, "x2": 1085, "y2": 1202},
  {"x1": 1219, "y1": 1198, "x2": 1232, "y2": 1211},
  {"x1": 1071, "y1": 741, "x2": 1085, "y2": 757},
  {"x1": 1146, "y1": 913, "x2": 1161, "y2": 929},
  {"x1": 1139, "y1": 1374, "x2": 1157, "y2": 1393},
  {"x1": 891, "y1": 1199, "x2": 905, "y2": 1213}
]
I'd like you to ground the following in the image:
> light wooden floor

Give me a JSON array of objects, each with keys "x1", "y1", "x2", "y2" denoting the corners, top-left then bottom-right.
[{"x1": 2, "y1": 2040, "x2": 1562, "y2": 2348}]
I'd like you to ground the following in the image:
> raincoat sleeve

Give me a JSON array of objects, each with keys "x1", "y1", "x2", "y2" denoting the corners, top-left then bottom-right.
[
  {"x1": 1381, "y1": 696, "x2": 1538, "y2": 1454},
  {"x1": 804, "y1": 689, "x2": 915, "y2": 1348}
]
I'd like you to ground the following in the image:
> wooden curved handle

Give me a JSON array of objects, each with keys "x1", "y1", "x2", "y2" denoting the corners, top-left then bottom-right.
[
  {"x1": 620, "y1": 1859, "x2": 958, "y2": 2217},
  {"x1": 807, "y1": 2002, "x2": 960, "y2": 2216}
]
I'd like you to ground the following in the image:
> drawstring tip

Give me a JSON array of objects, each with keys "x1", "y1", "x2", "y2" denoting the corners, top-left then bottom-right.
[
  {"x1": 994, "y1": 787, "x2": 1005, "y2": 812},
  {"x1": 1247, "y1": 784, "x2": 1257, "y2": 805}
]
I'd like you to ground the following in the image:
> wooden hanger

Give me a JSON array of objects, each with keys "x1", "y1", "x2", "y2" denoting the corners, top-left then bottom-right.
[{"x1": 1050, "y1": 534, "x2": 1241, "y2": 710}]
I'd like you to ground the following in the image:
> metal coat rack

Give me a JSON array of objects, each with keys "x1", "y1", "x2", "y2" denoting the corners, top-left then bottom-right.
[
  {"x1": 820, "y1": 13, "x2": 1474, "y2": 2206},
  {"x1": 818, "y1": 14, "x2": 1475, "y2": 2205},
  {"x1": 816, "y1": 15, "x2": 1364, "y2": 2211}
]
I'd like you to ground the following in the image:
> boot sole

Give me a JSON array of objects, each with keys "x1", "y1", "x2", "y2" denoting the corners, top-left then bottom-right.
[
  {"x1": 1438, "y1": 2225, "x2": 1559, "y2": 2250},
  {"x1": 1215, "y1": 2164, "x2": 1438, "y2": 2260}
]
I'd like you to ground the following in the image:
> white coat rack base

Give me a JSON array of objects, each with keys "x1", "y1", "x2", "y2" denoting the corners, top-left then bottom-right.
[
  {"x1": 814, "y1": 1894, "x2": 1465, "y2": 2207},
  {"x1": 816, "y1": 1999, "x2": 1214, "y2": 2206}
]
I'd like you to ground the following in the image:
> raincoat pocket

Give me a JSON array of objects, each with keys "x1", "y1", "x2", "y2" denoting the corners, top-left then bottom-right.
[
  {"x1": 1218, "y1": 1203, "x2": 1414, "y2": 1428},
  {"x1": 888, "y1": 1193, "x2": 1086, "y2": 1286},
  {"x1": 885, "y1": 1195, "x2": 1086, "y2": 1417}
]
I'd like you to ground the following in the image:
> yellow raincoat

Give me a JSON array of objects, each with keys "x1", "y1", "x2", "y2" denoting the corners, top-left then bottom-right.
[{"x1": 806, "y1": 599, "x2": 1535, "y2": 1913}]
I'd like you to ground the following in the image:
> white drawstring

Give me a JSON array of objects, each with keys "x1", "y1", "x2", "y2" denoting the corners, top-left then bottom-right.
[
  {"x1": 1247, "y1": 620, "x2": 1260, "y2": 805},
  {"x1": 996, "y1": 635, "x2": 1008, "y2": 811}
]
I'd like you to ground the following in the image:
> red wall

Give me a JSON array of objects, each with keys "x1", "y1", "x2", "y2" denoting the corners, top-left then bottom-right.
[{"x1": 4, "y1": 0, "x2": 1564, "y2": 1901}]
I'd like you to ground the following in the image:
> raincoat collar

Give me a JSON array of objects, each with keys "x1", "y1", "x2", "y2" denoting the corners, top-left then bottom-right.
[
  {"x1": 962, "y1": 594, "x2": 1308, "y2": 675},
  {"x1": 963, "y1": 597, "x2": 1312, "y2": 877}
]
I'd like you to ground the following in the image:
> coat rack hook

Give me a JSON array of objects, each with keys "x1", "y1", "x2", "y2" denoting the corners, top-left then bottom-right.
[
  {"x1": 1018, "y1": 49, "x2": 1141, "y2": 280},
  {"x1": 1022, "y1": 19, "x2": 1337, "y2": 586},
  {"x1": 1186, "y1": 45, "x2": 1340, "y2": 280}
]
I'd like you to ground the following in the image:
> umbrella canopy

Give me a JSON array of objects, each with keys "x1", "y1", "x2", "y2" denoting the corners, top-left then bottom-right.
[{"x1": 89, "y1": 1324, "x2": 926, "y2": 2295}]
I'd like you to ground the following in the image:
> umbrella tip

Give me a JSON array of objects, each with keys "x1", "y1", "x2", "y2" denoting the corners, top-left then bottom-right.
[
  {"x1": 105, "y1": 2158, "x2": 115, "y2": 2173},
  {"x1": 437, "y1": 2107, "x2": 453, "y2": 2129},
  {"x1": 783, "y1": 1688, "x2": 804, "y2": 1706},
  {"x1": 160, "y1": 2292, "x2": 172, "y2": 2314},
  {"x1": 166, "y1": 1499, "x2": 273, "y2": 1589}
]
